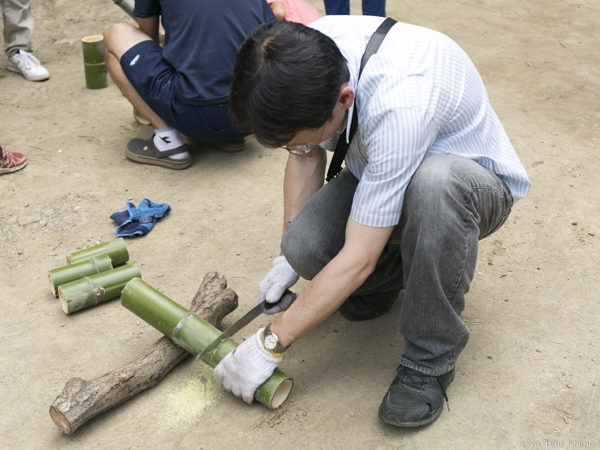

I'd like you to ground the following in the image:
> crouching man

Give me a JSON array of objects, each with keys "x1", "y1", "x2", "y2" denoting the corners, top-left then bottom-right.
[{"x1": 214, "y1": 16, "x2": 530, "y2": 427}]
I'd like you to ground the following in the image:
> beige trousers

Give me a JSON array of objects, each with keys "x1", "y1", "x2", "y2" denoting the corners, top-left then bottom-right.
[{"x1": 1, "y1": 0, "x2": 34, "y2": 57}]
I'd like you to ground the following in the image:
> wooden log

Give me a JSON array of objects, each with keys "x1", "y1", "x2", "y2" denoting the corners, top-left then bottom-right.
[
  {"x1": 49, "y1": 272, "x2": 238, "y2": 435},
  {"x1": 66, "y1": 238, "x2": 129, "y2": 266},
  {"x1": 48, "y1": 255, "x2": 113, "y2": 297},
  {"x1": 57, "y1": 264, "x2": 141, "y2": 315},
  {"x1": 121, "y1": 278, "x2": 293, "y2": 410}
]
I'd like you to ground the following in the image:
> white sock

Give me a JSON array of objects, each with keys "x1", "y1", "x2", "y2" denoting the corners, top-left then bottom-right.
[{"x1": 153, "y1": 128, "x2": 190, "y2": 160}]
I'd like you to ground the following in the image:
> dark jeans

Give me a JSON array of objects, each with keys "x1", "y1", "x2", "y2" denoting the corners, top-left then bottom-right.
[{"x1": 281, "y1": 154, "x2": 514, "y2": 376}]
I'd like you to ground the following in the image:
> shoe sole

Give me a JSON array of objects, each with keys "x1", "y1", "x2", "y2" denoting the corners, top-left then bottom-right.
[
  {"x1": 213, "y1": 140, "x2": 245, "y2": 153},
  {"x1": 0, "y1": 160, "x2": 27, "y2": 175},
  {"x1": 125, "y1": 147, "x2": 193, "y2": 170},
  {"x1": 7, "y1": 65, "x2": 50, "y2": 81},
  {"x1": 126, "y1": 137, "x2": 193, "y2": 170},
  {"x1": 378, "y1": 402, "x2": 443, "y2": 428}
]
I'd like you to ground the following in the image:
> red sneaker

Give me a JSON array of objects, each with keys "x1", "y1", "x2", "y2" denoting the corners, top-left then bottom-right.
[{"x1": 0, "y1": 145, "x2": 28, "y2": 175}]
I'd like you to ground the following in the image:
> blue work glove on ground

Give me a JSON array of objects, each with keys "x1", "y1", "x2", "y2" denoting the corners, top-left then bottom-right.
[
  {"x1": 110, "y1": 198, "x2": 171, "y2": 237},
  {"x1": 214, "y1": 329, "x2": 283, "y2": 404}
]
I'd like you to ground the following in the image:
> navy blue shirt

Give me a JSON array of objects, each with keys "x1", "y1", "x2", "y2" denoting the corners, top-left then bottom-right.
[{"x1": 134, "y1": 0, "x2": 275, "y2": 105}]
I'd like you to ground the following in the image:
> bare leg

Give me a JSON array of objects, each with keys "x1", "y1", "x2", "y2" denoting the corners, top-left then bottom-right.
[{"x1": 103, "y1": 23, "x2": 169, "y2": 130}]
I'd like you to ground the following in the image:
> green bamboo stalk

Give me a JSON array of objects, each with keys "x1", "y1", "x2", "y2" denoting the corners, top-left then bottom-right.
[
  {"x1": 58, "y1": 265, "x2": 141, "y2": 315},
  {"x1": 67, "y1": 238, "x2": 129, "y2": 266},
  {"x1": 120, "y1": 278, "x2": 293, "y2": 409},
  {"x1": 48, "y1": 255, "x2": 113, "y2": 297},
  {"x1": 81, "y1": 35, "x2": 108, "y2": 89}
]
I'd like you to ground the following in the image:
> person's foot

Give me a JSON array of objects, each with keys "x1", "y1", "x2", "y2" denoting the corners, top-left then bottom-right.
[
  {"x1": 133, "y1": 108, "x2": 151, "y2": 126},
  {"x1": 0, "y1": 145, "x2": 28, "y2": 175},
  {"x1": 338, "y1": 288, "x2": 400, "y2": 321},
  {"x1": 126, "y1": 137, "x2": 192, "y2": 170},
  {"x1": 7, "y1": 50, "x2": 50, "y2": 81},
  {"x1": 378, "y1": 366, "x2": 454, "y2": 427},
  {"x1": 213, "y1": 138, "x2": 245, "y2": 153}
]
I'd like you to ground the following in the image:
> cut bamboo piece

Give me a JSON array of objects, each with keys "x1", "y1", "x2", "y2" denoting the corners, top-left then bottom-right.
[
  {"x1": 121, "y1": 278, "x2": 293, "y2": 409},
  {"x1": 50, "y1": 272, "x2": 238, "y2": 435},
  {"x1": 48, "y1": 255, "x2": 113, "y2": 297},
  {"x1": 58, "y1": 264, "x2": 141, "y2": 315},
  {"x1": 66, "y1": 238, "x2": 129, "y2": 266},
  {"x1": 81, "y1": 35, "x2": 108, "y2": 89}
]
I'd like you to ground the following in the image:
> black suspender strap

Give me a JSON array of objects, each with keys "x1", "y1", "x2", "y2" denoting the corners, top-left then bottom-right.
[{"x1": 326, "y1": 17, "x2": 397, "y2": 182}]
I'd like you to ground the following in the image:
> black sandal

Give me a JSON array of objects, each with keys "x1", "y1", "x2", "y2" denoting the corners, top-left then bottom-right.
[{"x1": 126, "y1": 136, "x2": 192, "y2": 170}]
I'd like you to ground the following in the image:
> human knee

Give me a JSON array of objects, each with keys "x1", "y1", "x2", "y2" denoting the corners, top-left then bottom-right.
[
  {"x1": 103, "y1": 22, "x2": 133, "y2": 54},
  {"x1": 281, "y1": 221, "x2": 329, "y2": 280}
]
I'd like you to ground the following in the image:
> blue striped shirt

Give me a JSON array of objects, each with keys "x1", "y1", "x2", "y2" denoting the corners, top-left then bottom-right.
[{"x1": 311, "y1": 16, "x2": 531, "y2": 228}]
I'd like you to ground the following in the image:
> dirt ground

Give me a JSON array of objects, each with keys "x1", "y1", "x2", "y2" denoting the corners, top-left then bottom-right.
[{"x1": 1, "y1": 0, "x2": 599, "y2": 448}]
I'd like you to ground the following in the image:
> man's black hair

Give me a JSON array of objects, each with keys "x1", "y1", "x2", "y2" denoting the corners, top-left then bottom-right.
[{"x1": 230, "y1": 21, "x2": 350, "y2": 148}]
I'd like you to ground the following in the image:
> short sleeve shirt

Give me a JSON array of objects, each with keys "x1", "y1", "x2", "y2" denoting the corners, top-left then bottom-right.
[
  {"x1": 134, "y1": 0, "x2": 276, "y2": 105},
  {"x1": 310, "y1": 16, "x2": 531, "y2": 228}
]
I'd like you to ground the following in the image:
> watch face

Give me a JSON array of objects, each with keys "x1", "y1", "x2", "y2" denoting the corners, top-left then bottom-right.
[{"x1": 264, "y1": 334, "x2": 278, "y2": 350}]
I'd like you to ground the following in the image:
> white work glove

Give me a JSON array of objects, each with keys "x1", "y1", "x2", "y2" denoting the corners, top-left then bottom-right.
[
  {"x1": 214, "y1": 329, "x2": 283, "y2": 404},
  {"x1": 256, "y1": 256, "x2": 299, "y2": 315}
]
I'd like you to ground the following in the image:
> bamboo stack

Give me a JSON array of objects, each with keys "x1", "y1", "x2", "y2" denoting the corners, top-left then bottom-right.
[
  {"x1": 47, "y1": 239, "x2": 135, "y2": 314},
  {"x1": 48, "y1": 254, "x2": 113, "y2": 297},
  {"x1": 66, "y1": 238, "x2": 129, "y2": 265},
  {"x1": 58, "y1": 264, "x2": 141, "y2": 315}
]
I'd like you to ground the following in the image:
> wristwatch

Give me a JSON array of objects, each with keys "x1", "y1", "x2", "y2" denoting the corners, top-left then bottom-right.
[{"x1": 261, "y1": 324, "x2": 289, "y2": 357}]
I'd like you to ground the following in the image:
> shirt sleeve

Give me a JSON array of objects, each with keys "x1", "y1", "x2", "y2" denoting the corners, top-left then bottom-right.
[
  {"x1": 349, "y1": 107, "x2": 438, "y2": 228},
  {"x1": 133, "y1": 0, "x2": 160, "y2": 18}
]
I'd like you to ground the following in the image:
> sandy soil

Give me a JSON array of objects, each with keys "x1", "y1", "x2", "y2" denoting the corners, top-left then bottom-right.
[{"x1": 1, "y1": 0, "x2": 599, "y2": 448}]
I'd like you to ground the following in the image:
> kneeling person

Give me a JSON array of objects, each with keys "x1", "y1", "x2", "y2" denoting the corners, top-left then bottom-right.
[
  {"x1": 214, "y1": 17, "x2": 530, "y2": 427},
  {"x1": 103, "y1": 0, "x2": 276, "y2": 169}
]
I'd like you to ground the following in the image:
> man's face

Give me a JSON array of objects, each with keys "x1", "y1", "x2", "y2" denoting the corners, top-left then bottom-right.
[
  {"x1": 285, "y1": 110, "x2": 346, "y2": 149},
  {"x1": 283, "y1": 84, "x2": 353, "y2": 150}
]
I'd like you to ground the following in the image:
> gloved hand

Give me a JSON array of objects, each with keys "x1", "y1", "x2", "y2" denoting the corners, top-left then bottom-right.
[
  {"x1": 256, "y1": 256, "x2": 299, "y2": 315},
  {"x1": 214, "y1": 329, "x2": 283, "y2": 404}
]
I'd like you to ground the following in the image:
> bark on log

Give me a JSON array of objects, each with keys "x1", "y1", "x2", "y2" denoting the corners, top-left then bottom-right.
[{"x1": 49, "y1": 272, "x2": 238, "y2": 435}]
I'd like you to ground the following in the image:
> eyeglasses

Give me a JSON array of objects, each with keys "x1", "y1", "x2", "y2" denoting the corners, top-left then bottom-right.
[
  {"x1": 282, "y1": 125, "x2": 326, "y2": 157},
  {"x1": 281, "y1": 143, "x2": 319, "y2": 156}
]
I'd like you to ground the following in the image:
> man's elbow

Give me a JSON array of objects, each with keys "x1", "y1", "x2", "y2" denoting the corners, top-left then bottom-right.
[{"x1": 354, "y1": 258, "x2": 378, "y2": 285}]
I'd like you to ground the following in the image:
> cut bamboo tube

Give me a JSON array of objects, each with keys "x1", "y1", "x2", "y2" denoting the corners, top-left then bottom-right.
[
  {"x1": 121, "y1": 278, "x2": 293, "y2": 409},
  {"x1": 66, "y1": 238, "x2": 129, "y2": 266},
  {"x1": 48, "y1": 255, "x2": 113, "y2": 297},
  {"x1": 58, "y1": 264, "x2": 141, "y2": 315},
  {"x1": 81, "y1": 35, "x2": 108, "y2": 89}
]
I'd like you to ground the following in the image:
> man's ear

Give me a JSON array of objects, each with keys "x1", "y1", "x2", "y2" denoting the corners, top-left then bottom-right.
[{"x1": 338, "y1": 84, "x2": 354, "y2": 111}]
